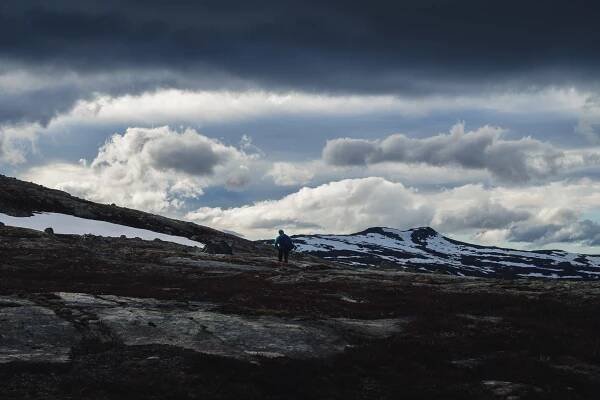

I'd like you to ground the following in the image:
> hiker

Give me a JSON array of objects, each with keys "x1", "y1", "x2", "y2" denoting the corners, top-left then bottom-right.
[{"x1": 274, "y1": 229, "x2": 295, "y2": 264}]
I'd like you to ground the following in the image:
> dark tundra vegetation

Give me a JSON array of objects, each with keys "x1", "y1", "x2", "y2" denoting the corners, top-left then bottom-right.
[{"x1": 2, "y1": 174, "x2": 600, "y2": 399}]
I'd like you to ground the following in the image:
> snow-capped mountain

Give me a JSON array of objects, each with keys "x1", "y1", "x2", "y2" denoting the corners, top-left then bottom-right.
[{"x1": 292, "y1": 227, "x2": 600, "y2": 279}]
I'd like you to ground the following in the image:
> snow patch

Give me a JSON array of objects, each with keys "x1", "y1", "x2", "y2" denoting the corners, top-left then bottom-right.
[{"x1": 0, "y1": 212, "x2": 205, "y2": 248}]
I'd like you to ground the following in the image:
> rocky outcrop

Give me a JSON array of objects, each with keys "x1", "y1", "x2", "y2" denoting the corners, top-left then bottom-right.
[
  {"x1": 0, "y1": 174, "x2": 266, "y2": 254},
  {"x1": 0, "y1": 297, "x2": 79, "y2": 363},
  {"x1": 202, "y1": 240, "x2": 234, "y2": 255},
  {"x1": 38, "y1": 292, "x2": 406, "y2": 360}
]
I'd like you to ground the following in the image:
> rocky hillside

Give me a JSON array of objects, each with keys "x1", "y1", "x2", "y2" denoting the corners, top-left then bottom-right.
[
  {"x1": 292, "y1": 227, "x2": 600, "y2": 280},
  {"x1": 0, "y1": 174, "x2": 263, "y2": 254}
]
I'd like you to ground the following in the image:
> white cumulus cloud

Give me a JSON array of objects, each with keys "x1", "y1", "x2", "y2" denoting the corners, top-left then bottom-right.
[
  {"x1": 266, "y1": 162, "x2": 317, "y2": 186},
  {"x1": 185, "y1": 176, "x2": 600, "y2": 252},
  {"x1": 0, "y1": 123, "x2": 40, "y2": 165},
  {"x1": 22, "y1": 126, "x2": 259, "y2": 213}
]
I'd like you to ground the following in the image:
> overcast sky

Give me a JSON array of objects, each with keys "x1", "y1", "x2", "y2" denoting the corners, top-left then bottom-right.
[{"x1": 2, "y1": 1, "x2": 600, "y2": 250}]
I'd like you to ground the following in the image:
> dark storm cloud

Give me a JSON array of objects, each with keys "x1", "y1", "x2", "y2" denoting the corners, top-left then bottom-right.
[
  {"x1": 503, "y1": 209, "x2": 600, "y2": 246},
  {"x1": 507, "y1": 219, "x2": 600, "y2": 246},
  {"x1": 5, "y1": 0, "x2": 600, "y2": 77},
  {"x1": 3, "y1": 0, "x2": 600, "y2": 90},
  {"x1": 322, "y1": 125, "x2": 569, "y2": 182},
  {"x1": 148, "y1": 140, "x2": 223, "y2": 176},
  {"x1": 0, "y1": 64, "x2": 246, "y2": 126},
  {"x1": 136, "y1": 128, "x2": 246, "y2": 176},
  {"x1": 321, "y1": 138, "x2": 376, "y2": 166},
  {"x1": 2, "y1": 0, "x2": 600, "y2": 126},
  {"x1": 0, "y1": 85, "x2": 78, "y2": 125},
  {"x1": 437, "y1": 203, "x2": 531, "y2": 231}
]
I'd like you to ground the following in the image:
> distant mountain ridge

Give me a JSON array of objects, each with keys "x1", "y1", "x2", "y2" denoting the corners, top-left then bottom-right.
[{"x1": 291, "y1": 226, "x2": 600, "y2": 279}]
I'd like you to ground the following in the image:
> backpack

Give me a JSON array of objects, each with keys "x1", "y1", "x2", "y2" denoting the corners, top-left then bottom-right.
[{"x1": 278, "y1": 234, "x2": 294, "y2": 250}]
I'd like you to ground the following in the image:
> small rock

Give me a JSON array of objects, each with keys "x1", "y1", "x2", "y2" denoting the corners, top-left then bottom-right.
[
  {"x1": 44, "y1": 227, "x2": 54, "y2": 235},
  {"x1": 0, "y1": 221, "x2": 5, "y2": 227},
  {"x1": 451, "y1": 358, "x2": 482, "y2": 369},
  {"x1": 482, "y1": 380, "x2": 542, "y2": 398},
  {"x1": 120, "y1": 235, "x2": 127, "y2": 239},
  {"x1": 203, "y1": 240, "x2": 233, "y2": 255}
]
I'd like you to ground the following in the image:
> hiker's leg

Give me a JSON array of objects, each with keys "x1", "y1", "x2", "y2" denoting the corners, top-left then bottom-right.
[
  {"x1": 284, "y1": 250, "x2": 289, "y2": 263},
  {"x1": 278, "y1": 249, "x2": 283, "y2": 262}
]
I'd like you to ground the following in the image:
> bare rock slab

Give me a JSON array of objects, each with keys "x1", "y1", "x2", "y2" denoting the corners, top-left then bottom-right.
[
  {"x1": 55, "y1": 292, "x2": 407, "y2": 360},
  {"x1": 0, "y1": 297, "x2": 79, "y2": 363}
]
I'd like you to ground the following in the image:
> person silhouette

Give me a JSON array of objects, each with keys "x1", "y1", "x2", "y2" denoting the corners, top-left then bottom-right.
[{"x1": 274, "y1": 229, "x2": 295, "y2": 263}]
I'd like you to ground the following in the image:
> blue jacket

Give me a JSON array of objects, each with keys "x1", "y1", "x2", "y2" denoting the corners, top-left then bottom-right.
[{"x1": 274, "y1": 234, "x2": 294, "y2": 250}]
